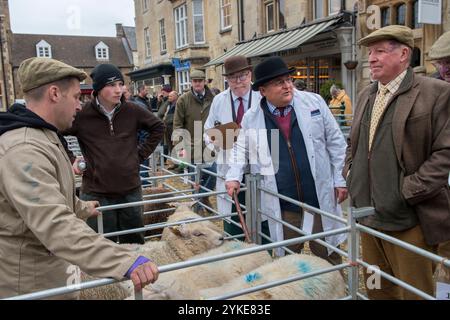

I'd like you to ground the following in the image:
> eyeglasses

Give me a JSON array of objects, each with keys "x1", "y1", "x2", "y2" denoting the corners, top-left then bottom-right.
[
  {"x1": 227, "y1": 71, "x2": 250, "y2": 83},
  {"x1": 266, "y1": 76, "x2": 294, "y2": 87}
]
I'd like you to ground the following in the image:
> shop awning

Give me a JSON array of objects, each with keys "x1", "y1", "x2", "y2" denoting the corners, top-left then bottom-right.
[{"x1": 205, "y1": 15, "x2": 344, "y2": 67}]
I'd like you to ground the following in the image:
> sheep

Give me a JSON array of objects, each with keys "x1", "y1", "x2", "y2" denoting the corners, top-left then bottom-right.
[
  {"x1": 79, "y1": 203, "x2": 225, "y2": 300},
  {"x1": 142, "y1": 187, "x2": 175, "y2": 237},
  {"x1": 132, "y1": 240, "x2": 273, "y2": 300},
  {"x1": 199, "y1": 253, "x2": 346, "y2": 300}
]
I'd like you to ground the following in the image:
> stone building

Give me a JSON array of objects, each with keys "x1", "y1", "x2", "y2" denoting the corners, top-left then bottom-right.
[{"x1": 356, "y1": 0, "x2": 450, "y2": 92}]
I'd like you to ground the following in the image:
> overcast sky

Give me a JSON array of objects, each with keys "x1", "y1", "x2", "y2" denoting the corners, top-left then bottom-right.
[{"x1": 9, "y1": 0, "x2": 136, "y2": 36}]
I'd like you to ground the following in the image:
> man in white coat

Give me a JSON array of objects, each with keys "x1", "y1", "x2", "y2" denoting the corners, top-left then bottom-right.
[
  {"x1": 225, "y1": 57, "x2": 348, "y2": 263},
  {"x1": 204, "y1": 55, "x2": 270, "y2": 240}
]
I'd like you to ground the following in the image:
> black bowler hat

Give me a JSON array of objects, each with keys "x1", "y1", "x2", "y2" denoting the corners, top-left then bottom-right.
[{"x1": 252, "y1": 57, "x2": 295, "y2": 91}]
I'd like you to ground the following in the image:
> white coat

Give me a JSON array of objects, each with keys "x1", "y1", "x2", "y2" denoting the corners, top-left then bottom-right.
[
  {"x1": 226, "y1": 89, "x2": 348, "y2": 256},
  {"x1": 204, "y1": 88, "x2": 262, "y2": 215}
]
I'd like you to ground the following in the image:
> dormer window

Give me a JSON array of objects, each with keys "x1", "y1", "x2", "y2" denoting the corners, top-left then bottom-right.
[
  {"x1": 36, "y1": 40, "x2": 52, "y2": 58},
  {"x1": 95, "y1": 42, "x2": 109, "y2": 60}
]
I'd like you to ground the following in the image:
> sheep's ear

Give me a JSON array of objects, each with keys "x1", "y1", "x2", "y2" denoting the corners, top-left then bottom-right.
[
  {"x1": 169, "y1": 225, "x2": 183, "y2": 237},
  {"x1": 167, "y1": 201, "x2": 199, "y2": 209}
]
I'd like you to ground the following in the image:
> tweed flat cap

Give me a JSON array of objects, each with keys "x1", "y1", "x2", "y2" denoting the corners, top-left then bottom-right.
[
  {"x1": 190, "y1": 69, "x2": 206, "y2": 80},
  {"x1": 358, "y1": 25, "x2": 414, "y2": 48},
  {"x1": 428, "y1": 31, "x2": 450, "y2": 60},
  {"x1": 18, "y1": 57, "x2": 87, "y2": 93}
]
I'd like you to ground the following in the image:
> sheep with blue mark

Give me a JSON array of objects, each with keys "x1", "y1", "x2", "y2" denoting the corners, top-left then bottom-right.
[
  {"x1": 199, "y1": 253, "x2": 346, "y2": 300},
  {"x1": 129, "y1": 240, "x2": 273, "y2": 300}
]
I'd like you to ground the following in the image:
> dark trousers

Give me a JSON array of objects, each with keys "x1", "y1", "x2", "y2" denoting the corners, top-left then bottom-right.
[
  {"x1": 282, "y1": 210, "x2": 342, "y2": 265},
  {"x1": 81, "y1": 188, "x2": 145, "y2": 244},
  {"x1": 140, "y1": 158, "x2": 151, "y2": 187}
]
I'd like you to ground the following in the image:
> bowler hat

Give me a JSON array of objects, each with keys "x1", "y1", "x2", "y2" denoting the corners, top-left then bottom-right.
[
  {"x1": 18, "y1": 57, "x2": 87, "y2": 93},
  {"x1": 428, "y1": 31, "x2": 450, "y2": 60},
  {"x1": 358, "y1": 25, "x2": 414, "y2": 48},
  {"x1": 252, "y1": 57, "x2": 295, "y2": 91},
  {"x1": 222, "y1": 55, "x2": 252, "y2": 76},
  {"x1": 190, "y1": 69, "x2": 206, "y2": 80}
]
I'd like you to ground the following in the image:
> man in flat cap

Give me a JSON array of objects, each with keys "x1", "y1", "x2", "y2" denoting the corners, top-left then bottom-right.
[
  {"x1": 429, "y1": 31, "x2": 450, "y2": 83},
  {"x1": 225, "y1": 56, "x2": 348, "y2": 263},
  {"x1": 64, "y1": 64, "x2": 164, "y2": 245},
  {"x1": 428, "y1": 30, "x2": 450, "y2": 262},
  {"x1": 0, "y1": 58, "x2": 159, "y2": 299},
  {"x1": 344, "y1": 25, "x2": 450, "y2": 299},
  {"x1": 173, "y1": 69, "x2": 215, "y2": 211},
  {"x1": 204, "y1": 55, "x2": 269, "y2": 240}
]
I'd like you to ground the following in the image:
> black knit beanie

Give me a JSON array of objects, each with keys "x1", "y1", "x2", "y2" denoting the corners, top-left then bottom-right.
[{"x1": 90, "y1": 64, "x2": 124, "y2": 94}]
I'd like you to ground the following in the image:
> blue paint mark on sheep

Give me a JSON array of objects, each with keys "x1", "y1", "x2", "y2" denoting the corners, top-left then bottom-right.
[
  {"x1": 230, "y1": 242, "x2": 243, "y2": 251},
  {"x1": 297, "y1": 261, "x2": 312, "y2": 274},
  {"x1": 245, "y1": 272, "x2": 262, "y2": 283}
]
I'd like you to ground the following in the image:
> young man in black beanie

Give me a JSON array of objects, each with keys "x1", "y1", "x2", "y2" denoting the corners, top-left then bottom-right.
[{"x1": 63, "y1": 64, "x2": 165, "y2": 244}]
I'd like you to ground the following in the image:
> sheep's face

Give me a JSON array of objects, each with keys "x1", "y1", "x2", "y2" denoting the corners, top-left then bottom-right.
[{"x1": 170, "y1": 223, "x2": 224, "y2": 247}]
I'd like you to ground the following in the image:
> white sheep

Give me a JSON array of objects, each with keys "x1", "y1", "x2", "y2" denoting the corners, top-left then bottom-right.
[
  {"x1": 79, "y1": 203, "x2": 225, "y2": 300},
  {"x1": 200, "y1": 253, "x2": 346, "y2": 300},
  {"x1": 133, "y1": 240, "x2": 273, "y2": 300}
]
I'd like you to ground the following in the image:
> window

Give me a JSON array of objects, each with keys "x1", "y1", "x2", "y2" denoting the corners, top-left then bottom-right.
[
  {"x1": 159, "y1": 19, "x2": 167, "y2": 53},
  {"x1": 381, "y1": 7, "x2": 390, "y2": 27},
  {"x1": 328, "y1": 0, "x2": 341, "y2": 15},
  {"x1": 278, "y1": 0, "x2": 286, "y2": 29},
  {"x1": 144, "y1": 27, "x2": 151, "y2": 59},
  {"x1": 177, "y1": 70, "x2": 190, "y2": 93},
  {"x1": 314, "y1": 0, "x2": 324, "y2": 19},
  {"x1": 95, "y1": 42, "x2": 109, "y2": 60},
  {"x1": 412, "y1": 1, "x2": 422, "y2": 29},
  {"x1": 396, "y1": 3, "x2": 406, "y2": 25},
  {"x1": 265, "y1": 2, "x2": 275, "y2": 32},
  {"x1": 193, "y1": 0, "x2": 205, "y2": 44},
  {"x1": 174, "y1": 4, "x2": 188, "y2": 49},
  {"x1": 36, "y1": 40, "x2": 52, "y2": 58},
  {"x1": 220, "y1": 0, "x2": 232, "y2": 31},
  {"x1": 142, "y1": 0, "x2": 149, "y2": 12}
]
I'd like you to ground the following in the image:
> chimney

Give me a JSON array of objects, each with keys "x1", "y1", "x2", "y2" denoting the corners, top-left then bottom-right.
[{"x1": 116, "y1": 23, "x2": 124, "y2": 38}]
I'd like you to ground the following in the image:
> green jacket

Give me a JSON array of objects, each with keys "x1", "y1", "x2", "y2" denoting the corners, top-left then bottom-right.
[{"x1": 173, "y1": 87, "x2": 213, "y2": 163}]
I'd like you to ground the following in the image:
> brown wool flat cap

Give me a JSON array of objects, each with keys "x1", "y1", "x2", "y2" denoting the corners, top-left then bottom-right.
[
  {"x1": 358, "y1": 25, "x2": 414, "y2": 48},
  {"x1": 223, "y1": 55, "x2": 252, "y2": 76},
  {"x1": 18, "y1": 57, "x2": 87, "y2": 93},
  {"x1": 428, "y1": 31, "x2": 450, "y2": 60},
  {"x1": 190, "y1": 69, "x2": 206, "y2": 80}
]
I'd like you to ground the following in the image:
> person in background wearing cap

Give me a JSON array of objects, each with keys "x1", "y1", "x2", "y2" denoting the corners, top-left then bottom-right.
[
  {"x1": 427, "y1": 31, "x2": 450, "y2": 261},
  {"x1": 225, "y1": 56, "x2": 348, "y2": 264},
  {"x1": 428, "y1": 30, "x2": 450, "y2": 83},
  {"x1": 63, "y1": 63, "x2": 165, "y2": 245},
  {"x1": 173, "y1": 69, "x2": 215, "y2": 211},
  {"x1": 344, "y1": 25, "x2": 450, "y2": 299},
  {"x1": 204, "y1": 55, "x2": 270, "y2": 241},
  {"x1": 0, "y1": 58, "x2": 159, "y2": 299}
]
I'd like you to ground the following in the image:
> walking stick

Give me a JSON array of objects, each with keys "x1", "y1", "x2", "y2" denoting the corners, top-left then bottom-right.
[{"x1": 233, "y1": 190, "x2": 251, "y2": 243}]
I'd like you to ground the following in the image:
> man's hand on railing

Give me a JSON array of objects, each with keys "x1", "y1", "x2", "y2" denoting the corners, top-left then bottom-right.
[
  {"x1": 130, "y1": 261, "x2": 159, "y2": 291},
  {"x1": 85, "y1": 201, "x2": 100, "y2": 218},
  {"x1": 226, "y1": 181, "x2": 241, "y2": 197}
]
